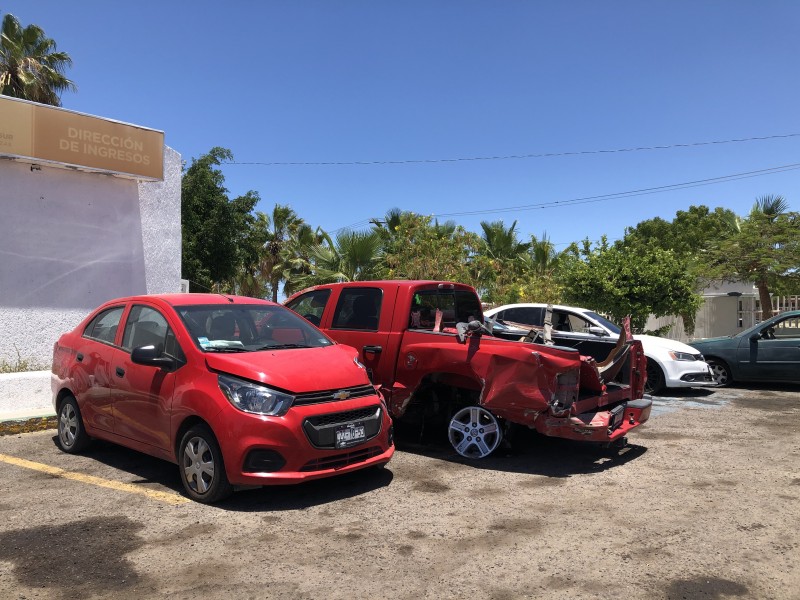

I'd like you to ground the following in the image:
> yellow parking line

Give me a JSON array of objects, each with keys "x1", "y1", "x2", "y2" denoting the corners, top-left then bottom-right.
[{"x1": 0, "y1": 453, "x2": 189, "y2": 505}]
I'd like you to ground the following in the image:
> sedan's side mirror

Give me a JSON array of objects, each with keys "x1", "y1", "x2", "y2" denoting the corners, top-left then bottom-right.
[
  {"x1": 131, "y1": 344, "x2": 177, "y2": 370},
  {"x1": 749, "y1": 333, "x2": 761, "y2": 343},
  {"x1": 588, "y1": 326, "x2": 607, "y2": 337}
]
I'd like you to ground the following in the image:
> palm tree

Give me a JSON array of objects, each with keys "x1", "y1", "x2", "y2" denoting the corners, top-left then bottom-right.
[
  {"x1": 259, "y1": 205, "x2": 305, "y2": 303},
  {"x1": 1, "y1": 12, "x2": 76, "y2": 106},
  {"x1": 479, "y1": 220, "x2": 530, "y2": 261},
  {"x1": 749, "y1": 195, "x2": 788, "y2": 319},
  {"x1": 526, "y1": 232, "x2": 560, "y2": 276},
  {"x1": 289, "y1": 230, "x2": 383, "y2": 290}
]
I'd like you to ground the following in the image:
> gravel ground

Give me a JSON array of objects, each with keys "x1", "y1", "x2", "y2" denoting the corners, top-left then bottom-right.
[{"x1": 0, "y1": 384, "x2": 797, "y2": 600}]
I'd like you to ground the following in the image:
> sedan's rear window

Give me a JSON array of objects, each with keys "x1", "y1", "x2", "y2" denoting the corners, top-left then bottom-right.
[{"x1": 176, "y1": 304, "x2": 333, "y2": 352}]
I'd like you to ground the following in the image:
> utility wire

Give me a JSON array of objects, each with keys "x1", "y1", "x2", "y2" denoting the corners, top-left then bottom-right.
[
  {"x1": 224, "y1": 133, "x2": 800, "y2": 167},
  {"x1": 329, "y1": 161, "x2": 800, "y2": 233}
]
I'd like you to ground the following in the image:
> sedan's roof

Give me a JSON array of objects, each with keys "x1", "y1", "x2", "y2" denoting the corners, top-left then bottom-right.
[{"x1": 116, "y1": 294, "x2": 276, "y2": 307}]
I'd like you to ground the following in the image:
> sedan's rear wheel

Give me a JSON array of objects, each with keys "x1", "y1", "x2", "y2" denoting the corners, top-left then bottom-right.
[
  {"x1": 57, "y1": 396, "x2": 90, "y2": 453},
  {"x1": 706, "y1": 358, "x2": 733, "y2": 387},
  {"x1": 447, "y1": 406, "x2": 502, "y2": 459},
  {"x1": 179, "y1": 425, "x2": 233, "y2": 503}
]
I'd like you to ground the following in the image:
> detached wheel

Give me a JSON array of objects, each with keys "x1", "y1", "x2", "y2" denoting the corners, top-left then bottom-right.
[
  {"x1": 644, "y1": 359, "x2": 666, "y2": 395},
  {"x1": 706, "y1": 358, "x2": 732, "y2": 387},
  {"x1": 179, "y1": 425, "x2": 233, "y2": 503},
  {"x1": 57, "y1": 396, "x2": 90, "y2": 453},
  {"x1": 447, "y1": 406, "x2": 502, "y2": 459}
]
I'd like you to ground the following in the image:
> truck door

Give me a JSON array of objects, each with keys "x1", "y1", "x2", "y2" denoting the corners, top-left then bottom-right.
[{"x1": 326, "y1": 286, "x2": 393, "y2": 385}]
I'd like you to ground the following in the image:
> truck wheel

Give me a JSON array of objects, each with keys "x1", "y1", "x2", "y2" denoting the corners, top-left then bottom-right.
[{"x1": 447, "y1": 406, "x2": 502, "y2": 459}]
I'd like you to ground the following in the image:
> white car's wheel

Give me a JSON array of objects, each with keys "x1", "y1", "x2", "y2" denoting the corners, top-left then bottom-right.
[{"x1": 447, "y1": 406, "x2": 502, "y2": 459}]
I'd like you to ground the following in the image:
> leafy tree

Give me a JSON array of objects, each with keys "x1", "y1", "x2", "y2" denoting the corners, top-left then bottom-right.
[
  {"x1": 1, "y1": 12, "x2": 75, "y2": 105},
  {"x1": 559, "y1": 237, "x2": 702, "y2": 333},
  {"x1": 705, "y1": 195, "x2": 800, "y2": 318},
  {"x1": 380, "y1": 212, "x2": 485, "y2": 286},
  {"x1": 181, "y1": 147, "x2": 258, "y2": 292}
]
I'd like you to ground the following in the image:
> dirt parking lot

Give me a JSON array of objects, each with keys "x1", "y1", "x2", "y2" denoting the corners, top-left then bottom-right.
[{"x1": 0, "y1": 384, "x2": 798, "y2": 600}]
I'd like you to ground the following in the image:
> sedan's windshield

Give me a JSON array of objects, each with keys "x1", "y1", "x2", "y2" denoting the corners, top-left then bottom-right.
[
  {"x1": 176, "y1": 304, "x2": 333, "y2": 352},
  {"x1": 585, "y1": 311, "x2": 621, "y2": 335}
]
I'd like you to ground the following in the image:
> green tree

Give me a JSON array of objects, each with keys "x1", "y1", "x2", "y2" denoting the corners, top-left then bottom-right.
[
  {"x1": 181, "y1": 147, "x2": 258, "y2": 292},
  {"x1": 705, "y1": 195, "x2": 800, "y2": 318},
  {"x1": 380, "y1": 212, "x2": 485, "y2": 286},
  {"x1": 1, "y1": 12, "x2": 75, "y2": 105},
  {"x1": 559, "y1": 237, "x2": 702, "y2": 333}
]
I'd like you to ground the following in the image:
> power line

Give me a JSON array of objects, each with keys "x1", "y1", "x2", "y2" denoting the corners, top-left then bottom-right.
[
  {"x1": 224, "y1": 133, "x2": 800, "y2": 167},
  {"x1": 329, "y1": 161, "x2": 800, "y2": 232}
]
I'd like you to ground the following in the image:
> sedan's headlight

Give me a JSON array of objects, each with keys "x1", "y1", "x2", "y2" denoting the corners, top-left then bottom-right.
[
  {"x1": 668, "y1": 351, "x2": 699, "y2": 361},
  {"x1": 218, "y1": 374, "x2": 294, "y2": 416}
]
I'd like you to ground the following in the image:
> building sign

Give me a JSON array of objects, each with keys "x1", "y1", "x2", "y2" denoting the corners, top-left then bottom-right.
[{"x1": 0, "y1": 96, "x2": 163, "y2": 181}]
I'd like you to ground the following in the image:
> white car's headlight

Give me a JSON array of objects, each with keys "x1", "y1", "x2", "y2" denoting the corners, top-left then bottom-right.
[
  {"x1": 668, "y1": 351, "x2": 699, "y2": 362},
  {"x1": 218, "y1": 374, "x2": 294, "y2": 416}
]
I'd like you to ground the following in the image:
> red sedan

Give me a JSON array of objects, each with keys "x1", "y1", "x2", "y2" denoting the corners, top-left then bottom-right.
[{"x1": 51, "y1": 294, "x2": 394, "y2": 503}]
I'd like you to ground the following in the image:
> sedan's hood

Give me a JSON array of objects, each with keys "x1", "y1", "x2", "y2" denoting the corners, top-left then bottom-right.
[
  {"x1": 204, "y1": 344, "x2": 369, "y2": 393},
  {"x1": 633, "y1": 334, "x2": 702, "y2": 354}
]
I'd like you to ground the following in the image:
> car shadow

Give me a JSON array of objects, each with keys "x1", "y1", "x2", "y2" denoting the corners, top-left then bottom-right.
[
  {"x1": 50, "y1": 436, "x2": 188, "y2": 494},
  {"x1": 393, "y1": 425, "x2": 648, "y2": 477},
  {"x1": 650, "y1": 387, "x2": 717, "y2": 399},
  {"x1": 50, "y1": 435, "x2": 394, "y2": 510}
]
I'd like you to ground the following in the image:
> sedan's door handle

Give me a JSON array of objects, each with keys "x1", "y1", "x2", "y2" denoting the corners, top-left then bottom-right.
[
  {"x1": 363, "y1": 345, "x2": 382, "y2": 354},
  {"x1": 115, "y1": 367, "x2": 125, "y2": 378}
]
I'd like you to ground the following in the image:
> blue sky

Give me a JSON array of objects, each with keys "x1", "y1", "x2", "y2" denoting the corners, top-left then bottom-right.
[{"x1": 5, "y1": 1, "x2": 800, "y2": 249}]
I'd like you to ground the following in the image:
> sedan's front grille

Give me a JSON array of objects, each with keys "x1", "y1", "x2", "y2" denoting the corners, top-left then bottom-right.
[
  {"x1": 302, "y1": 405, "x2": 383, "y2": 449},
  {"x1": 299, "y1": 446, "x2": 384, "y2": 472},
  {"x1": 293, "y1": 384, "x2": 377, "y2": 406},
  {"x1": 306, "y1": 406, "x2": 380, "y2": 428}
]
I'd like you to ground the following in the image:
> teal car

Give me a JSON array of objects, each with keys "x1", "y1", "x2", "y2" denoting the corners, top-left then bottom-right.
[{"x1": 689, "y1": 310, "x2": 800, "y2": 386}]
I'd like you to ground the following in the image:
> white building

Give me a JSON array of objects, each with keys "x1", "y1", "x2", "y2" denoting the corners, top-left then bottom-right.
[{"x1": 0, "y1": 96, "x2": 181, "y2": 369}]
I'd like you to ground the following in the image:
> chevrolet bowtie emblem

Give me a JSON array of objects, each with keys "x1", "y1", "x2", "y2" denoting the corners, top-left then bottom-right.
[{"x1": 333, "y1": 390, "x2": 351, "y2": 400}]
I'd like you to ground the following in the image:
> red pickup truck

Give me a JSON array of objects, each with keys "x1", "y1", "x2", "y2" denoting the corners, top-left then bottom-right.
[{"x1": 286, "y1": 280, "x2": 651, "y2": 458}]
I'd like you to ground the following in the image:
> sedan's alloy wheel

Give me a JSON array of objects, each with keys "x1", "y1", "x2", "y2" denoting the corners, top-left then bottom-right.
[{"x1": 59, "y1": 402, "x2": 78, "y2": 449}]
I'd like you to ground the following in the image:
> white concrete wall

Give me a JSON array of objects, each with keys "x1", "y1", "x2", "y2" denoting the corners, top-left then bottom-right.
[{"x1": 0, "y1": 147, "x2": 181, "y2": 371}]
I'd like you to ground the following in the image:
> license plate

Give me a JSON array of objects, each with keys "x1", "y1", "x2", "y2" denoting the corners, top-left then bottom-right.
[
  {"x1": 335, "y1": 422, "x2": 365, "y2": 448},
  {"x1": 609, "y1": 404, "x2": 625, "y2": 430}
]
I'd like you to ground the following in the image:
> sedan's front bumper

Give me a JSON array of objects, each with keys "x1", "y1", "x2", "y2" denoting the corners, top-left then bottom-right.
[{"x1": 662, "y1": 361, "x2": 717, "y2": 388}]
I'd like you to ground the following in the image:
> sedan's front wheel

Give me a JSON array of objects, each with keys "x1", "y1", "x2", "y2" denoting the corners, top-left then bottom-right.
[
  {"x1": 706, "y1": 358, "x2": 733, "y2": 387},
  {"x1": 179, "y1": 425, "x2": 233, "y2": 503}
]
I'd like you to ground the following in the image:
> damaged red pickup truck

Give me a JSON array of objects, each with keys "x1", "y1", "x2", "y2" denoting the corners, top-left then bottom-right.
[{"x1": 286, "y1": 281, "x2": 651, "y2": 458}]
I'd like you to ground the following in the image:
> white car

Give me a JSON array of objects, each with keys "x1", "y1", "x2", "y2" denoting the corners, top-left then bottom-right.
[{"x1": 484, "y1": 303, "x2": 716, "y2": 394}]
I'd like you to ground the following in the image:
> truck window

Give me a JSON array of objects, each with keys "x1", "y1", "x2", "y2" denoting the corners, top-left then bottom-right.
[
  {"x1": 332, "y1": 288, "x2": 382, "y2": 331},
  {"x1": 411, "y1": 290, "x2": 482, "y2": 329},
  {"x1": 286, "y1": 289, "x2": 331, "y2": 326}
]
